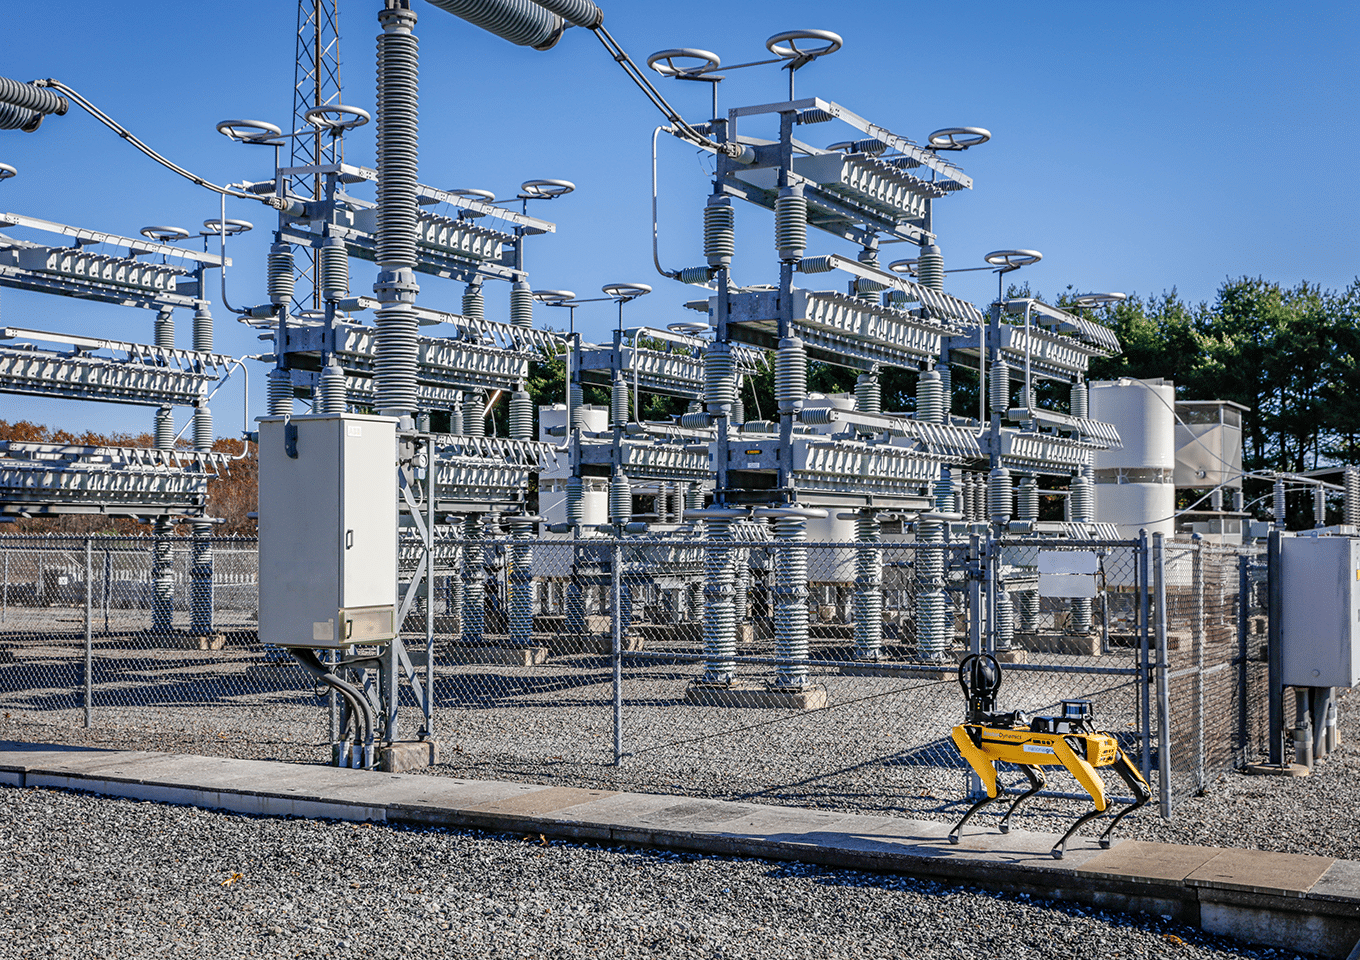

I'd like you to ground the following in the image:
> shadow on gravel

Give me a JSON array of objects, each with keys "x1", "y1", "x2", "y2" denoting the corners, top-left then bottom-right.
[{"x1": 0, "y1": 739, "x2": 107, "y2": 753}]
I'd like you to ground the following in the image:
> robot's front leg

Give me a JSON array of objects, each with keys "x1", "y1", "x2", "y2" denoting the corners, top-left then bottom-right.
[
  {"x1": 1096, "y1": 750, "x2": 1153, "y2": 848},
  {"x1": 949, "y1": 791, "x2": 1003, "y2": 845},
  {"x1": 998, "y1": 764, "x2": 1045, "y2": 834}
]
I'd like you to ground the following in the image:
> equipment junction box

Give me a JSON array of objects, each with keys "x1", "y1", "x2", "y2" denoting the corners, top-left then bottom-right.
[
  {"x1": 1280, "y1": 535, "x2": 1360, "y2": 688},
  {"x1": 258, "y1": 413, "x2": 398, "y2": 649}
]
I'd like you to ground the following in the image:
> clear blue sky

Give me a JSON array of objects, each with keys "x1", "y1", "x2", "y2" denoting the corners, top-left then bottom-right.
[{"x1": 1, "y1": 0, "x2": 1356, "y2": 439}]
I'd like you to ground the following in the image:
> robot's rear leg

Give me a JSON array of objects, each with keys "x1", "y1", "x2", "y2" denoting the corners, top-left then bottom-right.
[
  {"x1": 1052, "y1": 805, "x2": 1106, "y2": 860},
  {"x1": 998, "y1": 764, "x2": 1045, "y2": 834}
]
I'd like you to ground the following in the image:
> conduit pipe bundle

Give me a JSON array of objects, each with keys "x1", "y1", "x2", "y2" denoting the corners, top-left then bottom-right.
[
  {"x1": 0, "y1": 76, "x2": 68, "y2": 132},
  {"x1": 422, "y1": 0, "x2": 601, "y2": 49}
]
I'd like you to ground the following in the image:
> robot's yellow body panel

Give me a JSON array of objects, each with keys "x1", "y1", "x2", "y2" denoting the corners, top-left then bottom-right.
[{"x1": 952, "y1": 724, "x2": 1121, "y2": 810}]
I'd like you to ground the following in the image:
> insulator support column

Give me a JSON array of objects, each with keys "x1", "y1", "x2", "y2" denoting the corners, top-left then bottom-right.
[
  {"x1": 772, "y1": 514, "x2": 810, "y2": 687},
  {"x1": 916, "y1": 243, "x2": 945, "y2": 293},
  {"x1": 775, "y1": 185, "x2": 807, "y2": 261},
  {"x1": 703, "y1": 343, "x2": 735, "y2": 416},
  {"x1": 192, "y1": 306, "x2": 213, "y2": 354},
  {"x1": 703, "y1": 199, "x2": 734, "y2": 268},
  {"x1": 916, "y1": 369, "x2": 944, "y2": 424},
  {"x1": 318, "y1": 362, "x2": 347, "y2": 415},
  {"x1": 775, "y1": 338, "x2": 807, "y2": 414},
  {"x1": 510, "y1": 282, "x2": 533, "y2": 328},
  {"x1": 994, "y1": 587, "x2": 1015, "y2": 653},
  {"x1": 855, "y1": 370, "x2": 881, "y2": 416},
  {"x1": 990, "y1": 359, "x2": 1010, "y2": 414},
  {"x1": 266, "y1": 368, "x2": 293, "y2": 416},
  {"x1": 509, "y1": 390, "x2": 533, "y2": 441},
  {"x1": 461, "y1": 515, "x2": 485, "y2": 646},
  {"x1": 508, "y1": 518, "x2": 534, "y2": 647},
  {"x1": 608, "y1": 473, "x2": 631, "y2": 525},
  {"x1": 611, "y1": 372, "x2": 630, "y2": 427},
  {"x1": 464, "y1": 391, "x2": 486, "y2": 439},
  {"x1": 852, "y1": 513, "x2": 882, "y2": 662},
  {"x1": 319, "y1": 237, "x2": 350, "y2": 301},
  {"x1": 1070, "y1": 466, "x2": 1095, "y2": 634},
  {"x1": 701, "y1": 516, "x2": 737, "y2": 684},
  {"x1": 988, "y1": 468, "x2": 1013, "y2": 525},
  {"x1": 462, "y1": 283, "x2": 484, "y2": 321},
  {"x1": 267, "y1": 242, "x2": 296, "y2": 306},
  {"x1": 373, "y1": 4, "x2": 421, "y2": 417},
  {"x1": 1070, "y1": 380, "x2": 1088, "y2": 419}
]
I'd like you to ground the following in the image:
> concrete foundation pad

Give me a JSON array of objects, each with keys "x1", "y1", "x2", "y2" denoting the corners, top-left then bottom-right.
[
  {"x1": 1017, "y1": 631, "x2": 1102, "y2": 656},
  {"x1": 377, "y1": 740, "x2": 439, "y2": 773},
  {"x1": 1243, "y1": 761, "x2": 1311, "y2": 777},
  {"x1": 445, "y1": 645, "x2": 548, "y2": 666},
  {"x1": 683, "y1": 681, "x2": 828, "y2": 710},
  {"x1": 839, "y1": 663, "x2": 953, "y2": 680},
  {"x1": 533, "y1": 614, "x2": 612, "y2": 636}
]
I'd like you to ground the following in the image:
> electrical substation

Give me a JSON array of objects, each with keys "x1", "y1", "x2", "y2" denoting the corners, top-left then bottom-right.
[{"x1": 0, "y1": 0, "x2": 1355, "y2": 842}]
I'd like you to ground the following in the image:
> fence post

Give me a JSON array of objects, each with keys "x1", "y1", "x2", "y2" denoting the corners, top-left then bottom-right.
[
  {"x1": 1237, "y1": 553, "x2": 1249, "y2": 766},
  {"x1": 2, "y1": 550, "x2": 8, "y2": 623},
  {"x1": 1192, "y1": 539, "x2": 1205, "y2": 793},
  {"x1": 424, "y1": 446, "x2": 436, "y2": 739},
  {"x1": 84, "y1": 537, "x2": 93, "y2": 728},
  {"x1": 1153, "y1": 532, "x2": 1172, "y2": 817},
  {"x1": 612, "y1": 541, "x2": 623, "y2": 766},
  {"x1": 1139, "y1": 531, "x2": 1152, "y2": 782},
  {"x1": 1266, "y1": 529, "x2": 1283, "y2": 765}
]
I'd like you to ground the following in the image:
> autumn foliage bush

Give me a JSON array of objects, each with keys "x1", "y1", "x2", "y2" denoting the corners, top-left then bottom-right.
[{"x1": 0, "y1": 420, "x2": 257, "y2": 537}]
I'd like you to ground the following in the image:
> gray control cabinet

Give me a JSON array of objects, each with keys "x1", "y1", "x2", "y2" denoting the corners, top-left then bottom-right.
[
  {"x1": 258, "y1": 414, "x2": 398, "y2": 649},
  {"x1": 1280, "y1": 535, "x2": 1360, "y2": 687}
]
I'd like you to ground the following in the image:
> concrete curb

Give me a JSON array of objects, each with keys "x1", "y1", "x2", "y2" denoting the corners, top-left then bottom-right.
[{"x1": 2, "y1": 743, "x2": 1358, "y2": 958}]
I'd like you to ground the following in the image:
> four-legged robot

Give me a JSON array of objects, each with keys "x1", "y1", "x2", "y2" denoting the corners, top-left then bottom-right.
[{"x1": 948, "y1": 653, "x2": 1151, "y2": 859}]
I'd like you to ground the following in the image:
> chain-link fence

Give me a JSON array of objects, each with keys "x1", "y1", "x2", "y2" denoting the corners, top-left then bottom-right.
[
  {"x1": 1156, "y1": 538, "x2": 1270, "y2": 811},
  {"x1": 604, "y1": 536, "x2": 1153, "y2": 817},
  {"x1": 0, "y1": 535, "x2": 321, "y2": 750},
  {"x1": 0, "y1": 532, "x2": 1274, "y2": 817}
]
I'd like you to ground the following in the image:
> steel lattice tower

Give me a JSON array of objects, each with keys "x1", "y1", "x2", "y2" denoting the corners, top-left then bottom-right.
[{"x1": 291, "y1": 0, "x2": 343, "y2": 311}]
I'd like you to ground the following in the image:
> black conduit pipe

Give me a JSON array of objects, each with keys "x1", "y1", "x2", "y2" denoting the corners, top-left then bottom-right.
[{"x1": 290, "y1": 648, "x2": 376, "y2": 764}]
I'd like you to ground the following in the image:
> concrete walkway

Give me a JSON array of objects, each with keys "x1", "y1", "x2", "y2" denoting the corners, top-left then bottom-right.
[{"x1": 3, "y1": 743, "x2": 1358, "y2": 958}]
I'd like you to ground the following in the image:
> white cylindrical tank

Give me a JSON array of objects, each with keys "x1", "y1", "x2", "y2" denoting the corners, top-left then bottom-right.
[
  {"x1": 805, "y1": 510, "x2": 857, "y2": 582},
  {"x1": 536, "y1": 477, "x2": 608, "y2": 576},
  {"x1": 1089, "y1": 378, "x2": 1176, "y2": 538},
  {"x1": 538, "y1": 404, "x2": 607, "y2": 481}
]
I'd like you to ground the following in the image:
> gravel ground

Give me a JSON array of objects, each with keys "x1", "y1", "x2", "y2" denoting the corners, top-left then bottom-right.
[
  {"x1": 0, "y1": 784, "x2": 1320, "y2": 960},
  {"x1": 1, "y1": 666, "x2": 1355, "y2": 861}
]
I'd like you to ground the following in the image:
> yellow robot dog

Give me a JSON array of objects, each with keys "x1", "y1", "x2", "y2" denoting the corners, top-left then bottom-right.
[{"x1": 949, "y1": 653, "x2": 1151, "y2": 859}]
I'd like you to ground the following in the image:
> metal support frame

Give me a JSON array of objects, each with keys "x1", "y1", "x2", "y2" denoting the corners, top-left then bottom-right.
[
  {"x1": 1153, "y1": 532, "x2": 1172, "y2": 816},
  {"x1": 1267, "y1": 529, "x2": 1284, "y2": 765}
]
